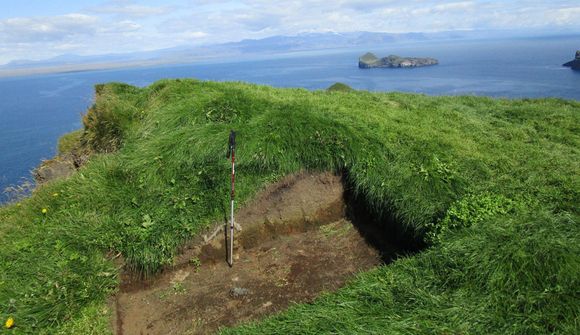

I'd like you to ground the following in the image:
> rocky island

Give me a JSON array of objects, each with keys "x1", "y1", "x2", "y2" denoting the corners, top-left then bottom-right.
[
  {"x1": 563, "y1": 50, "x2": 580, "y2": 70},
  {"x1": 359, "y1": 52, "x2": 438, "y2": 69}
]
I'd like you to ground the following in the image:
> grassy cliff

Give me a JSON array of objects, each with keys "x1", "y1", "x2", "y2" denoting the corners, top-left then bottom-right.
[{"x1": 0, "y1": 79, "x2": 578, "y2": 334}]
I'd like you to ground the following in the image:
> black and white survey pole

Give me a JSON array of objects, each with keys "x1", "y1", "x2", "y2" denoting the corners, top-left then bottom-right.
[{"x1": 226, "y1": 130, "x2": 236, "y2": 267}]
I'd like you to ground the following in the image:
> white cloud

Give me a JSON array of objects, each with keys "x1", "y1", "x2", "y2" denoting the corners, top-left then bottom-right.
[
  {"x1": 0, "y1": 1, "x2": 579, "y2": 65},
  {"x1": 433, "y1": 1, "x2": 475, "y2": 11},
  {"x1": 88, "y1": 0, "x2": 171, "y2": 18},
  {"x1": 152, "y1": 0, "x2": 580, "y2": 47},
  {"x1": 545, "y1": 7, "x2": 580, "y2": 26},
  {"x1": 0, "y1": 14, "x2": 98, "y2": 43},
  {"x1": 182, "y1": 31, "x2": 208, "y2": 39},
  {"x1": 100, "y1": 20, "x2": 142, "y2": 33},
  {"x1": 52, "y1": 43, "x2": 85, "y2": 51}
]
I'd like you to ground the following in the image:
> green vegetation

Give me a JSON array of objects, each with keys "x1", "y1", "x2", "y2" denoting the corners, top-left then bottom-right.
[
  {"x1": 227, "y1": 211, "x2": 578, "y2": 334},
  {"x1": 359, "y1": 52, "x2": 379, "y2": 64},
  {"x1": 57, "y1": 130, "x2": 83, "y2": 155},
  {"x1": 0, "y1": 79, "x2": 578, "y2": 334},
  {"x1": 327, "y1": 82, "x2": 353, "y2": 92},
  {"x1": 81, "y1": 83, "x2": 144, "y2": 153},
  {"x1": 53, "y1": 303, "x2": 112, "y2": 335}
]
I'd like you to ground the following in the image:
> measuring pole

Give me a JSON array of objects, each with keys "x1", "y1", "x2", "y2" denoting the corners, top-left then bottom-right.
[{"x1": 226, "y1": 130, "x2": 236, "y2": 267}]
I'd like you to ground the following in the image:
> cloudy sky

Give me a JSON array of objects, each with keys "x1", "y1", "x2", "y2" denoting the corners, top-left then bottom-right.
[{"x1": 0, "y1": 0, "x2": 579, "y2": 64}]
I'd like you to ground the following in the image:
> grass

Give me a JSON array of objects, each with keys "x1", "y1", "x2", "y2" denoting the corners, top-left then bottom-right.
[
  {"x1": 0, "y1": 79, "x2": 578, "y2": 334},
  {"x1": 57, "y1": 130, "x2": 83, "y2": 155},
  {"x1": 327, "y1": 82, "x2": 354, "y2": 92}
]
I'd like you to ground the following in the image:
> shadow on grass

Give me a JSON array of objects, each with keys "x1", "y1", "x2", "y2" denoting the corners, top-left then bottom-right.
[{"x1": 342, "y1": 172, "x2": 426, "y2": 263}]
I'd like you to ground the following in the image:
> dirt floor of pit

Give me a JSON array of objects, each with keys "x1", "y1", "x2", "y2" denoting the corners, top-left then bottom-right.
[{"x1": 112, "y1": 172, "x2": 386, "y2": 335}]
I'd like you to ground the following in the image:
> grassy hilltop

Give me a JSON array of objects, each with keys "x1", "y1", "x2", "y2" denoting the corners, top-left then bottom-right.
[{"x1": 0, "y1": 79, "x2": 578, "y2": 334}]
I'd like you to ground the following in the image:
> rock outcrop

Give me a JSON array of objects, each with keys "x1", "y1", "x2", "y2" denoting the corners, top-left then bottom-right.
[
  {"x1": 563, "y1": 50, "x2": 580, "y2": 70},
  {"x1": 33, "y1": 157, "x2": 76, "y2": 184},
  {"x1": 359, "y1": 52, "x2": 438, "y2": 69},
  {"x1": 33, "y1": 132, "x2": 89, "y2": 185}
]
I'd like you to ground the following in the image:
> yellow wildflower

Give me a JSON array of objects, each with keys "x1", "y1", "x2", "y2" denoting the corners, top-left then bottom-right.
[
  {"x1": 52, "y1": 192, "x2": 59, "y2": 197},
  {"x1": 4, "y1": 316, "x2": 14, "y2": 329},
  {"x1": 42, "y1": 208, "x2": 48, "y2": 214}
]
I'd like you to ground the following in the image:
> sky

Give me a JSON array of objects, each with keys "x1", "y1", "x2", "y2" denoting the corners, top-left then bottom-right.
[{"x1": 0, "y1": 0, "x2": 579, "y2": 64}]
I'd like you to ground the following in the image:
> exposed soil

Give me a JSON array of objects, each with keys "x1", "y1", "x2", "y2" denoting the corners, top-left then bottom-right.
[
  {"x1": 112, "y1": 172, "x2": 386, "y2": 335},
  {"x1": 33, "y1": 150, "x2": 90, "y2": 185},
  {"x1": 33, "y1": 156, "x2": 76, "y2": 184}
]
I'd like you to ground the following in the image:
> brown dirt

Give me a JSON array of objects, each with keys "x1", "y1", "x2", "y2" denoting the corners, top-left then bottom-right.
[
  {"x1": 33, "y1": 150, "x2": 90, "y2": 185},
  {"x1": 112, "y1": 172, "x2": 383, "y2": 335}
]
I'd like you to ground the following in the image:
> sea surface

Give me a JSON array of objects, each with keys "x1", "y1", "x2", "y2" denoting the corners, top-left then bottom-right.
[{"x1": 0, "y1": 36, "x2": 579, "y2": 203}]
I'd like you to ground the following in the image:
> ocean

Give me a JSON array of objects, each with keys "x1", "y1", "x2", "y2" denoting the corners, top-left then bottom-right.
[{"x1": 0, "y1": 36, "x2": 578, "y2": 203}]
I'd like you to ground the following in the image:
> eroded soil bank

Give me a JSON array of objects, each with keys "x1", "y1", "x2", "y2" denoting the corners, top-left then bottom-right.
[{"x1": 112, "y1": 172, "x2": 387, "y2": 335}]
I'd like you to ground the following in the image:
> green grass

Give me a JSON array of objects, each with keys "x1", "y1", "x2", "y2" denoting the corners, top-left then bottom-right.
[
  {"x1": 327, "y1": 82, "x2": 354, "y2": 92},
  {"x1": 0, "y1": 79, "x2": 578, "y2": 334},
  {"x1": 57, "y1": 130, "x2": 83, "y2": 155}
]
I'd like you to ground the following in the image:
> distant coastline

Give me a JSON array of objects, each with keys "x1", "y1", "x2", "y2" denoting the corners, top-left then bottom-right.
[
  {"x1": 2, "y1": 31, "x2": 579, "y2": 78},
  {"x1": 0, "y1": 59, "x2": 194, "y2": 78}
]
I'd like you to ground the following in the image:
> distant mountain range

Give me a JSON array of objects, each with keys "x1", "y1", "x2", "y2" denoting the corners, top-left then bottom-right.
[{"x1": 0, "y1": 30, "x2": 567, "y2": 77}]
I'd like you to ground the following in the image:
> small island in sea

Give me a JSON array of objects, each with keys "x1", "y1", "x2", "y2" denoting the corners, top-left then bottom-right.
[
  {"x1": 359, "y1": 52, "x2": 438, "y2": 69},
  {"x1": 562, "y1": 50, "x2": 580, "y2": 70}
]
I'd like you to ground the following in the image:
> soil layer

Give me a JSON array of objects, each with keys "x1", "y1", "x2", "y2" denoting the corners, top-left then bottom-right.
[{"x1": 113, "y1": 173, "x2": 383, "y2": 335}]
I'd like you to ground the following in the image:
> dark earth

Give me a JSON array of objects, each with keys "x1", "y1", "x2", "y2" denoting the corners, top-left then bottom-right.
[{"x1": 111, "y1": 173, "x2": 387, "y2": 335}]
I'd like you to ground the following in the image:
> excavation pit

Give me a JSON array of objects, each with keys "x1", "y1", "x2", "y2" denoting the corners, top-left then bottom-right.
[{"x1": 113, "y1": 172, "x2": 417, "y2": 335}]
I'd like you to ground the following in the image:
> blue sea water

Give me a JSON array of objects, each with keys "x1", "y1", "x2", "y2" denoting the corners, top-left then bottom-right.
[{"x1": 0, "y1": 36, "x2": 579, "y2": 203}]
